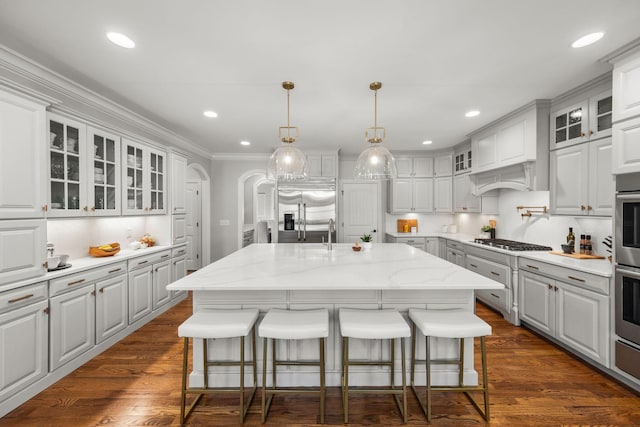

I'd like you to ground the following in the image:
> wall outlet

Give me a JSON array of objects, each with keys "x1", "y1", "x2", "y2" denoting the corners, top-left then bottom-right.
[{"x1": 219, "y1": 219, "x2": 230, "y2": 226}]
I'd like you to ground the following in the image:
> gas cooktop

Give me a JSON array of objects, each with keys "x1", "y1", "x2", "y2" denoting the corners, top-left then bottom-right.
[{"x1": 472, "y1": 238, "x2": 552, "y2": 251}]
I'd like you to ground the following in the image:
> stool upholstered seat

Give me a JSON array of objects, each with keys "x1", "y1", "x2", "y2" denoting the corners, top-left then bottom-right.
[
  {"x1": 259, "y1": 308, "x2": 329, "y2": 424},
  {"x1": 178, "y1": 308, "x2": 259, "y2": 425},
  {"x1": 339, "y1": 308, "x2": 410, "y2": 423},
  {"x1": 409, "y1": 308, "x2": 491, "y2": 422}
]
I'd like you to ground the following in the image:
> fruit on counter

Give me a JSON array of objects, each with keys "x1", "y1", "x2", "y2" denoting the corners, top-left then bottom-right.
[
  {"x1": 140, "y1": 233, "x2": 155, "y2": 247},
  {"x1": 354, "y1": 242, "x2": 360, "y2": 248},
  {"x1": 88, "y1": 242, "x2": 120, "y2": 257}
]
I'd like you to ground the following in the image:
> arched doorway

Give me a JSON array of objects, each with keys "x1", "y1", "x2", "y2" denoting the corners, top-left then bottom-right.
[
  {"x1": 186, "y1": 163, "x2": 211, "y2": 269},
  {"x1": 237, "y1": 170, "x2": 275, "y2": 249}
]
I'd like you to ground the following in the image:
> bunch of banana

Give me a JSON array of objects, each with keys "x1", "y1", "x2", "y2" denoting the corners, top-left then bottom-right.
[{"x1": 98, "y1": 243, "x2": 119, "y2": 251}]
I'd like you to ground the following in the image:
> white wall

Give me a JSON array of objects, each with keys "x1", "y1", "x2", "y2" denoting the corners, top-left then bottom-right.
[
  {"x1": 385, "y1": 212, "x2": 455, "y2": 234},
  {"x1": 455, "y1": 189, "x2": 612, "y2": 254}
]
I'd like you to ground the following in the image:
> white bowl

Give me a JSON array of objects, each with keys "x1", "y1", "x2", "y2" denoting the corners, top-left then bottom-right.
[{"x1": 47, "y1": 255, "x2": 61, "y2": 269}]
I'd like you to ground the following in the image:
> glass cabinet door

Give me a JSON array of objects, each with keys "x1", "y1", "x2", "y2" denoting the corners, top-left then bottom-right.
[
  {"x1": 149, "y1": 150, "x2": 165, "y2": 212},
  {"x1": 590, "y1": 91, "x2": 613, "y2": 140},
  {"x1": 125, "y1": 143, "x2": 145, "y2": 212},
  {"x1": 48, "y1": 115, "x2": 85, "y2": 217},
  {"x1": 89, "y1": 127, "x2": 120, "y2": 215}
]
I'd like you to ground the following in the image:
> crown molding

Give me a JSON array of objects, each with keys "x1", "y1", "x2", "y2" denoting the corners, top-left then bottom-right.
[
  {"x1": 0, "y1": 44, "x2": 211, "y2": 159},
  {"x1": 211, "y1": 153, "x2": 271, "y2": 161},
  {"x1": 599, "y1": 37, "x2": 640, "y2": 64}
]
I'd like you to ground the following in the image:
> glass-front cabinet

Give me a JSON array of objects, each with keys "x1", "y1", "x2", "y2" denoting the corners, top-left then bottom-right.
[
  {"x1": 122, "y1": 139, "x2": 166, "y2": 215},
  {"x1": 88, "y1": 127, "x2": 120, "y2": 216},
  {"x1": 47, "y1": 113, "x2": 86, "y2": 217}
]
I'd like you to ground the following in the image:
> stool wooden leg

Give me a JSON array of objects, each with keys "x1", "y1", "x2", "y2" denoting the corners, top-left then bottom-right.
[
  {"x1": 343, "y1": 336, "x2": 349, "y2": 424},
  {"x1": 319, "y1": 337, "x2": 326, "y2": 424},
  {"x1": 390, "y1": 338, "x2": 395, "y2": 391},
  {"x1": 459, "y1": 338, "x2": 465, "y2": 386},
  {"x1": 410, "y1": 323, "x2": 416, "y2": 386},
  {"x1": 202, "y1": 338, "x2": 209, "y2": 389},
  {"x1": 272, "y1": 337, "x2": 277, "y2": 390}
]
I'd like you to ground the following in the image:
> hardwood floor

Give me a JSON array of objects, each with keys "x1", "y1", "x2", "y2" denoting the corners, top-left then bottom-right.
[{"x1": 1, "y1": 295, "x2": 639, "y2": 427}]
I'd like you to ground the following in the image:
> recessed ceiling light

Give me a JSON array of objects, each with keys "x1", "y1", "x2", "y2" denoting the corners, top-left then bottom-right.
[
  {"x1": 571, "y1": 32, "x2": 604, "y2": 48},
  {"x1": 422, "y1": 140, "x2": 433, "y2": 145},
  {"x1": 465, "y1": 110, "x2": 480, "y2": 118},
  {"x1": 106, "y1": 32, "x2": 135, "y2": 49},
  {"x1": 240, "y1": 140, "x2": 251, "y2": 146},
  {"x1": 203, "y1": 110, "x2": 218, "y2": 118}
]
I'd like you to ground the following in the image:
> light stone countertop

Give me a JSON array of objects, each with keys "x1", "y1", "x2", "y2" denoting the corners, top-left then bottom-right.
[{"x1": 167, "y1": 243, "x2": 504, "y2": 291}]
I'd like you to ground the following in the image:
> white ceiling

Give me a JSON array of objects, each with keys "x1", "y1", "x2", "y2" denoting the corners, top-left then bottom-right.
[{"x1": 1, "y1": 0, "x2": 639, "y2": 156}]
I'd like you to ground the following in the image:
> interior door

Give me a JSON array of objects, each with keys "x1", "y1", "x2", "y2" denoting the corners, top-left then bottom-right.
[
  {"x1": 341, "y1": 181, "x2": 378, "y2": 243},
  {"x1": 185, "y1": 181, "x2": 201, "y2": 271}
]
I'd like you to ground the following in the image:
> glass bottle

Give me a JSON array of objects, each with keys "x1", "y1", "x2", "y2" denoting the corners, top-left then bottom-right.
[{"x1": 566, "y1": 227, "x2": 575, "y2": 244}]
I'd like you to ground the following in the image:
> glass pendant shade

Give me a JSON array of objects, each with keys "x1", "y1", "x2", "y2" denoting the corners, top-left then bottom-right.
[
  {"x1": 354, "y1": 143, "x2": 397, "y2": 180},
  {"x1": 267, "y1": 144, "x2": 308, "y2": 181}
]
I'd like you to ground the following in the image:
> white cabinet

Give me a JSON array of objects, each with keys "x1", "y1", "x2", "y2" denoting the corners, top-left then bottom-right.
[
  {"x1": 612, "y1": 116, "x2": 640, "y2": 174},
  {"x1": 550, "y1": 137, "x2": 613, "y2": 216},
  {"x1": 454, "y1": 143, "x2": 472, "y2": 175},
  {"x1": 152, "y1": 260, "x2": 171, "y2": 310},
  {"x1": 445, "y1": 240, "x2": 465, "y2": 267},
  {"x1": 550, "y1": 91, "x2": 613, "y2": 150},
  {"x1": 433, "y1": 177, "x2": 452, "y2": 213},
  {"x1": 612, "y1": 53, "x2": 640, "y2": 123},
  {"x1": 388, "y1": 235, "x2": 426, "y2": 251},
  {"x1": 0, "y1": 219, "x2": 46, "y2": 285},
  {"x1": 471, "y1": 101, "x2": 549, "y2": 173},
  {"x1": 387, "y1": 178, "x2": 433, "y2": 213},
  {"x1": 95, "y1": 274, "x2": 128, "y2": 344},
  {"x1": 307, "y1": 154, "x2": 337, "y2": 178},
  {"x1": 0, "y1": 283, "x2": 48, "y2": 403},
  {"x1": 395, "y1": 157, "x2": 434, "y2": 178},
  {"x1": 127, "y1": 265, "x2": 153, "y2": 324},
  {"x1": 172, "y1": 214, "x2": 187, "y2": 245},
  {"x1": 171, "y1": 245, "x2": 187, "y2": 300},
  {"x1": 87, "y1": 126, "x2": 121, "y2": 216},
  {"x1": 519, "y1": 262, "x2": 610, "y2": 366},
  {"x1": 122, "y1": 139, "x2": 167, "y2": 215},
  {"x1": 433, "y1": 153, "x2": 453, "y2": 177},
  {"x1": 453, "y1": 174, "x2": 480, "y2": 213},
  {"x1": 169, "y1": 152, "x2": 187, "y2": 214},
  {"x1": 49, "y1": 284, "x2": 96, "y2": 371},
  {"x1": 425, "y1": 237, "x2": 439, "y2": 256},
  {"x1": 128, "y1": 250, "x2": 172, "y2": 322},
  {"x1": 47, "y1": 113, "x2": 87, "y2": 217},
  {"x1": 0, "y1": 89, "x2": 47, "y2": 219}
]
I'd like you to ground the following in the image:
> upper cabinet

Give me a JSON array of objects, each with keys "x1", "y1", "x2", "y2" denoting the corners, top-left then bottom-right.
[
  {"x1": 471, "y1": 101, "x2": 550, "y2": 174},
  {"x1": 387, "y1": 178, "x2": 433, "y2": 213},
  {"x1": 550, "y1": 90, "x2": 612, "y2": 150},
  {"x1": 88, "y1": 126, "x2": 121, "y2": 216},
  {"x1": 610, "y1": 50, "x2": 640, "y2": 174},
  {"x1": 122, "y1": 139, "x2": 167, "y2": 215},
  {"x1": 0, "y1": 89, "x2": 47, "y2": 220},
  {"x1": 454, "y1": 142, "x2": 472, "y2": 175},
  {"x1": 169, "y1": 152, "x2": 187, "y2": 215},
  {"x1": 396, "y1": 157, "x2": 434, "y2": 178},
  {"x1": 434, "y1": 153, "x2": 453, "y2": 177},
  {"x1": 47, "y1": 113, "x2": 87, "y2": 217},
  {"x1": 306, "y1": 153, "x2": 338, "y2": 178}
]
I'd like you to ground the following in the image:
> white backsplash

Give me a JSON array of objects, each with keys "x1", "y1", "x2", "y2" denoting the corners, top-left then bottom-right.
[
  {"x1": 455, "y1": 189, "x2": 612, "y2": 255},
  {"x1": 385, "y1": 212, "x2": 455, "y2": 235},
  {"x1": 47, "y1": 216, "x2": 171, "y2": 260}
]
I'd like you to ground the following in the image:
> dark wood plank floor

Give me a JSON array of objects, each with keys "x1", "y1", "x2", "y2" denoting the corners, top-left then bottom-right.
[{"x1": 1, "y1": 295, "x2": 639, "y2": 426}]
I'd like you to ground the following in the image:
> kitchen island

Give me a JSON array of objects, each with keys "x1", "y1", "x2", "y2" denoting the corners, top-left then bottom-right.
[{"x1": 167, "y1": 243, "x2": 503, "y2": 387}]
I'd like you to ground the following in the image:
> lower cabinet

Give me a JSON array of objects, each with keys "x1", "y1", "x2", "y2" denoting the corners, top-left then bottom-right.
[
  {"x1": 128, "y1": 249, "x2": 172, "y2": 323},
  {"x1": 128, "y1": 266, "x2": 153, "y2": 324},
  {"x1": 171, "y1": 245, "x2": 187, "y2": 299},
  {"x1": 520, "y1": 269, "x2": 609, "y2": 366},
  {"x1": 425, "y1": 237, "x2": 439, "y2": 256},
  {"x1": 49, "y1": 284, "x2": 96, "y2": 371},
  {"x1": 152, "y1": 260, "x2": 171, "y2": 309},
  {"x1": 95, "y1": 274, "x2": 128, "y2": 343},
  {"x1": 0, "y1": 284, "x2": 48, "y2": 403},
  {"x1": 445, "y1": 240, "x2": 465, "y2": 266}
]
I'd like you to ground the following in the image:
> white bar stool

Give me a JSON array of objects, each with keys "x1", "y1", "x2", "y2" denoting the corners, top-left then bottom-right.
[
  {"x1": 339, "y1": 308, "x2": 411, "y2": 423},
  {"x1": 178, "y1": 308, "x2": 259, "y2": 425},
  {"x1": 258, "y1": 308, "x2": 329, "y2": 424},
  {"x1": 409, "y1": 308, "x2": 491, "y2": 422}
]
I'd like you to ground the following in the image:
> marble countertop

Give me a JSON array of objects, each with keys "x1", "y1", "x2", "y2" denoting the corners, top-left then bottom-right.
[
  {"x1": 1, "y1": 245, "x2": 173, "y2": 292},
  {"x1": 167, "y1": 243, "x2": 504, "y2": 291},
  {"x1": 387, "y1": 232, "x2": 613, "y2": 277}
]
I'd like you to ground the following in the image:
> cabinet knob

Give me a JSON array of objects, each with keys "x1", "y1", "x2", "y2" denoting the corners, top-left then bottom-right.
[
  {"x1": 581, "y1": 205, "x2": 586, "y2": 211},
  {"x1": 83, "y1": 206, "x2": 88, "y2": 212},
  {"x1": 99, "y1": 288, "x2": 104, "y2": 293},
  {"x1": 587, "y1": 205, "x2": 592, "y2": 211},
  {"x1": 42, "y1": 205, "x2": 48, "y2": 212},
  {"x1": 580, "y1": 132, "x2": 586, "y2": 137},
  {"x1": 589, "y1": 130, "x2": 594, "y2": 136}
]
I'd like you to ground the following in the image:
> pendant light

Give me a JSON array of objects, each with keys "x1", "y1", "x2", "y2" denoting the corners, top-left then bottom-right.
[
  {"x1": 267, "y1": 81, "x2": 308, "y2": 181},
  {"x1": 354, "y1": 81, "x2": 397, "y2": 180}
]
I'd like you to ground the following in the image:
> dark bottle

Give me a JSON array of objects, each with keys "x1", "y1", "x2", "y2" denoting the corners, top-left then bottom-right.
[{"x1": 567, "y1": 227, "x2": 575, "y2": 244}]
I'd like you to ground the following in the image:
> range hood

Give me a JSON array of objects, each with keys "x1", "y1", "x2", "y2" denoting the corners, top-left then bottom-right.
[{"x1": 469, "y1": 161, "x2": 537, "y2": 196}]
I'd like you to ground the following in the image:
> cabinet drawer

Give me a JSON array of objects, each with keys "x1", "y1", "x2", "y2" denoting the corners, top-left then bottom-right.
[
  {"x1": 476, "y1": 288, "x2": 509, "y2": 313},
  {"x1": 518, "y1": 258, "x2": 609, "y2": 295},
  {"x1": 394, "y1": 237, "x2": 425, "y2": 245},
  {"x1": 466, "y1": 254, "x2": 510, "y2": 287},
  {"x1": 50, "y1": 262, "x2": 127, "y2": 297},
  {"x1": 128, "y1": 250, "x2": 171, "y2": 270},
  {"x1": 0, "y1": 282, "x2": 48, "y2": 313},
  {"x1": 172, "y1": 245, "x2": 187, "y2": 258},
  {"x1": 446, "y1": 240, "x2": 465, "y2": 251}
]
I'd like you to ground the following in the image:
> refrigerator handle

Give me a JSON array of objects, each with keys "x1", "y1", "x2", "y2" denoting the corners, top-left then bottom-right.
[
  {"x1": 303, "y1": 203, "x2": 307, "y2": 241},
  {"x1": 297, "y1": 203, "x2": 301, "y2": 241}
]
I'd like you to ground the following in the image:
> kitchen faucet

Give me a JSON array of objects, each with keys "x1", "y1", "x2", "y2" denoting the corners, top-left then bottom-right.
[{"x1": 328, "y1": 219, "x2": 335, "y2": 251}]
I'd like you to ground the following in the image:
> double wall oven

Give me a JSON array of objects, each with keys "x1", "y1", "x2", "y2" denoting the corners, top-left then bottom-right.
[{"x1": 614, "y1": 172, "x2": 640, "y2": 380}]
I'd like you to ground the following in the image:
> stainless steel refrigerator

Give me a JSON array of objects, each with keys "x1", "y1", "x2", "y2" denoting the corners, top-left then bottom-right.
[{"x1": 277, "y1": 180, "x2": 336, "y2": 243}]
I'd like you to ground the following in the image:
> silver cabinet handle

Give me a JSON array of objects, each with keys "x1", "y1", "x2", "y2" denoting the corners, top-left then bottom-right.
[
  {"x1": 297, "y1": 203, "x2": 301, "y2": 241},
  {"x1": 303, "y1": 203, "x2": 307, "y2": 241}
]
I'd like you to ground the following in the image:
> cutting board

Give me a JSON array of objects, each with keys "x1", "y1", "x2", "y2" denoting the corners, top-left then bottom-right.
[
  {"x1": 549, "y1": 251, "x2": 605, "y2": 260},
  {"x1": 397, "y1": 219, "x2": 418, "y2": 233}
]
